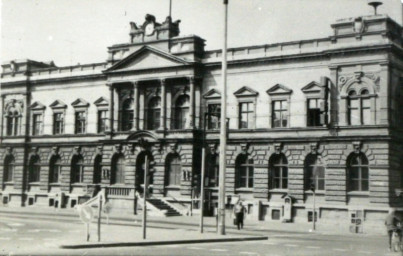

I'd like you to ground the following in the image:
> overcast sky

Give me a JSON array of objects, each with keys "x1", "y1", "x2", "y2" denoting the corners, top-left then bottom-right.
[{"x1": 1, "y1": 0, "x2": 402, "y2": 66}]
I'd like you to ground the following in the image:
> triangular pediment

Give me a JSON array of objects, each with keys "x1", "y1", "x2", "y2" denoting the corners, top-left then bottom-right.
[
  {"x1": 71, "y1": 98, "x2": 89, "y2": 108},
  {"x1": 266, "y1": 84, "x2": 292, "y2": 95},
  {"x1": 94, "y1": 97, "x2": 109, "y2": 106},
  {"x1": 301, "y1": 81, "x2": 324, "y2": 94},
  {"x1": 233, "y1": 86, "x2": 259, "y2": 97},
  {"x1": 105, "y1": 46, "x2": 190, "y2": 72},
  {"x1": 30, "y1": 101, "x2": 46, "y2": 110},
  {"x1": 203, "y1": 89, "x2": 221, "y2": 99},
  {"x1": 49, "y1": 100, "x2": 67, "y2": 109}
]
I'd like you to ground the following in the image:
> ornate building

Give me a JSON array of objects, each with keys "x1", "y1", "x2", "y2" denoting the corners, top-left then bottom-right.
[{"x1": 1, "y1": 13, "x2": 402, "y2": 233}]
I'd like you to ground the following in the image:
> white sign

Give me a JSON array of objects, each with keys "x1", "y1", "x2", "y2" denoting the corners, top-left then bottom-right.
[{"x1": 77, "y1": 205, "x2": 94, "y2": 223}]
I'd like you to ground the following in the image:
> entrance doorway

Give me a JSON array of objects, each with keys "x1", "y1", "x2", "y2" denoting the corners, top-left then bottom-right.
[{"x1": 135, "y1": 151, "x2": 154, "y2": 195}]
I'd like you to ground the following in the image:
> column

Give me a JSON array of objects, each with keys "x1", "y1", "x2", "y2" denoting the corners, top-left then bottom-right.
[
  {"x1": 132, "y1": 82, "x2": 139, "y2": 131},
  {"x1": 166, "y1": 88, "x2": 172, "y2": 130},
  {"x1": 108, "y1": 84, "x2": 114, "y2": 134},
  {"x1": 0, "y1": 94, "x2": 4, "y2": 137},
  {"x1": 139, "y1": 89, "x2": 145, "y2": 129},
  {"x1": 379, "y1": 62, "x2": 389, "y2": 125},
  {"x1": 160, "y1": 79, "x2": 166, "y2": 130},
  {"x1": 188, "y1": 76, "x2": 195, "y2": 129}
]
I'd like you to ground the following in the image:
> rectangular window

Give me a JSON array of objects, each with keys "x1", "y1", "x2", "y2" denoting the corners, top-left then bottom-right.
[
  {"x1": 53, "y1": 113, "x2": 64, "y2": 135},
  {"x1": 362, "y1": 98, "x2": 371, "y2": 125},
  {"x1": 307, "y1": 99, "x2": 323, "y2": 127},
  {"x1": 98, "y1": 110, "x2": 109, "y2": 133},
  {"x1": 239, "y1": 102, "x2": 253, "y2": 129},
  {"x1": 349, "y1": 98, "x2": 360, "y2": 125},
  {"x1": 75, "y1": 112, "x2": 86, "y2": 134},
  {"x1": 272, "y1": 100, "x2": 288, "y2": 128},
  {"x1": 32, "y1": 114, "x2": 43, "y2": 135},
  {"x1": 207, "y1": 104, "x2": 221, "y2": 130}
]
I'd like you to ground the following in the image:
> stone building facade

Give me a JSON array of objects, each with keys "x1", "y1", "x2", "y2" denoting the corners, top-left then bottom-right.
[{"x1": 1, "y1": 13, "x2": 403, "y2": 233}]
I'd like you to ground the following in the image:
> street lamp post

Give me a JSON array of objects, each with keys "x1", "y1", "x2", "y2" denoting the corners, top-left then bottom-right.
[{"x1": 218, "y1": 0, "x2": 228, "y2": 235}]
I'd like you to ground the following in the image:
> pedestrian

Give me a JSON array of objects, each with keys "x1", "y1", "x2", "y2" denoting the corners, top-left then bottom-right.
[
  {"x1": 385, "y1": 208, "x2": 401, "y2": 251},
  {"x1": 233, "y1": 201, "x2": 247, "y2": 230}
]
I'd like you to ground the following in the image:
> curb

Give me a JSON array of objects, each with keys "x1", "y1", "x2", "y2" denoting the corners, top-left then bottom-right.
[{"x1": 59, "y1": 236, "x2": 269, "y2": 249}]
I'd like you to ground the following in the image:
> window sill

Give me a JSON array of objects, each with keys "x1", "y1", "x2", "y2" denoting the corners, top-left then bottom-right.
[
  {"x1": 269, "y1": 189, "x2": 289, "y2": 193},
  {"x1": 165, "y1": 185, "x2": 180, "y2": 190},
  {"x1": 304, "y1": 190, "x2": 325, "y2": 195},
  {"x1": 3, "y1": 182, "x2": 14, "y2": 185},
  {"x1": 347, "y1": 191, "x2": 369, "y2": 196},
  {"x1": 49, "y1": 183, "x2": 61, "y2": 186},
  {"x1": 235, "y1": 188, "x2": 253, "y2": 193},
  {"x1": 71, "y1": 183, "x2": 86, "y2": 187},
  {"x1": 29, "y1": 182, "x2": 40, "y2": 186}
]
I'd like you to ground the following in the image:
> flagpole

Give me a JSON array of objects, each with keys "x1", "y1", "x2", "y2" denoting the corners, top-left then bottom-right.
[
  {"x1": 218, "y1": 0, "x2": 228, "y2": 235},
  {"x1": 169, "y1": 0, "x2": 172, "y2": 17}
]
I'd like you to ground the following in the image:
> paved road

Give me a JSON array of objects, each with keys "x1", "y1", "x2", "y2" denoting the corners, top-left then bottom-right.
[{"x1": 0, "y1": 215, "x2": 400, "y2": 256}]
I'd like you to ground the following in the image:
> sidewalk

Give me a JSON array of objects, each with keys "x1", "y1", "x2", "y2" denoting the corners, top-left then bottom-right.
[{"x1": 0, "y1": 205, "x2": 385, "y2": 237}]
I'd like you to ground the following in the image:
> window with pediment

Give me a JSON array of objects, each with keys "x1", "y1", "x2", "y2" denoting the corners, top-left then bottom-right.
[
  {"x1": 203, "y1": 89, "x2": 221, "y2": 130},
  {"x1": 50, "y1": 100, "x2": 67, "y2": 135},
  {"x1": 71, "y1": 98, "x2": 89, "y2": 134},
  {"x1": 301, "y1": 80, "x2": 328, "y2": 127},
  {"x1": 267, "y1": 84, "x2": 292, "y2": 128},
  {"x1": 94, "y1": 97, "x2": 109, "y2": 133},
  {"x1": 146, "y1": 96, "x2": 161, "y2": 130},
  {"x1": 233, "y1": 86, "x2": 258, "y2": 129},
  {"x1": 30, "y1": 102, "x2": 46, "y2": 136},
  {"x1": 4, "y1": 99, "x2": 23, "y2": 136}
]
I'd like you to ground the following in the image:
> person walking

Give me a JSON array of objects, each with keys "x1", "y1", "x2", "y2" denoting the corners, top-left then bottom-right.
[
  {"x1": 385, "y1": 209, "x2": 401, "y2": 251},
  {"x1": 233, "y1": 201, "x2": 247, "y2": 230}
]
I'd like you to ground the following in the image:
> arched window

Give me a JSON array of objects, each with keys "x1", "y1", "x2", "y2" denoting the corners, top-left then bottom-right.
[
  {"x1": 29, "y1": 155, "x2": 41, "y2": 183},
  {"x1": 206, "y1": 153, "x2": 219, "y2": 187},
  {"x1": 3, "y1": 155, "x2": 15, "y2": 182},
  {"x1": 269, "y1": 154, "x2": 288, "y2": 189},
  {"x1": 348, "y1": 89, "x2": 371, "y2": 125},
  {"x1": 49, "y1": 156, "x2": 61, "y2": 183},
  {"x1": 236, "y1": 154, "x2": 254, "y2": 188},
  {"x1": 304, "y1": 154, "x2": 325, "y2": 191},
  {"x1": 146, "y1": 97, "x2": 161, "y2": 130},
  {"x1": 347, "y1": 152, "x2": 369, "y2": 191},
  {"x1": 174, "y1": 95, "x2": 190, "y2": 129},
  {"x1": 6, "y1": 107, "x2": 20, "y2": 136},
  {"x1": 121, "y1": 98, "x2": 134, "y2": 131},
  {"x1": 71, "y1": 155, "x2": 84, "y2": 183},
  {"x1": 93, "y1": 155, "x2": 102, "y2": 184},
  {"x1": 111, "y1": 154, "x2": 125, "y2": 185},
  {"x1": 166, "y1": 154, "x2": 181, "y2": 186}
]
